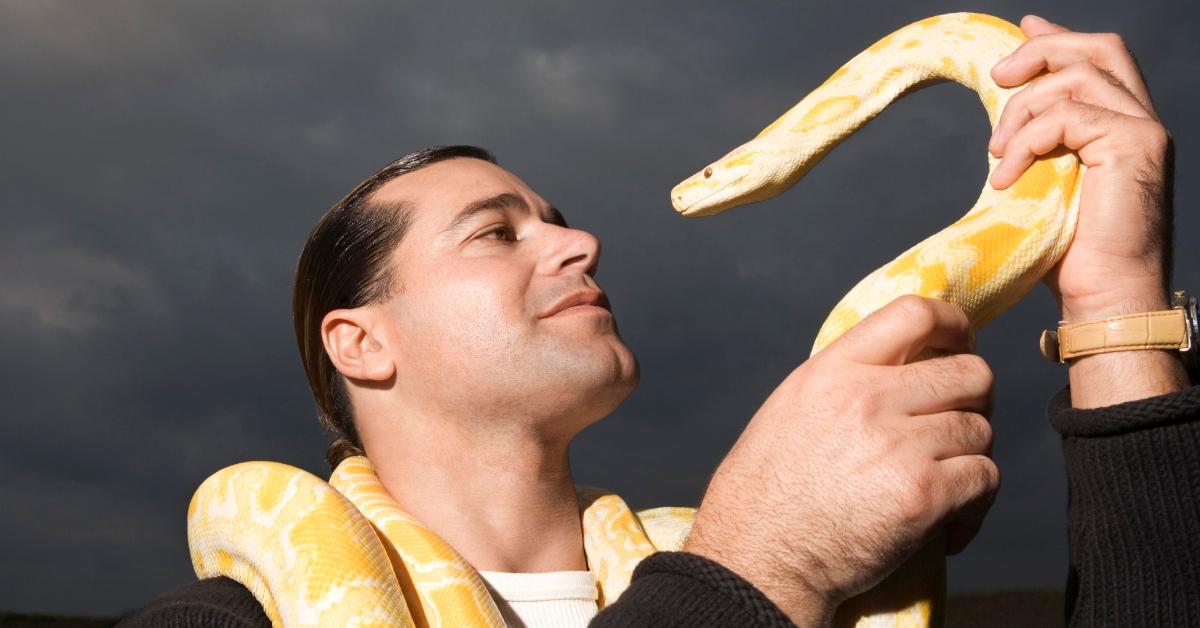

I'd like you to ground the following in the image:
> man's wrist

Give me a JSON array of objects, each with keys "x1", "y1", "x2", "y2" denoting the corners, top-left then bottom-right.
[
  {"x1": 1057, "y1": 282, "x2": 1190, "y2": 408},
  {"x1": 1059, "y1": 281, "x2": 1170, "y2": 323}
]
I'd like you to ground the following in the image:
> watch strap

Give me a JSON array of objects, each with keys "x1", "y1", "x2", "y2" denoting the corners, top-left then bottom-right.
[{"x1": 1040, "y1": 309, "x2": 1188, "y2": 363}]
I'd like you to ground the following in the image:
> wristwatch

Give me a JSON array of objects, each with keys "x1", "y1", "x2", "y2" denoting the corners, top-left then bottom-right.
[{"x1": 1039, "y1": 290, "x2": 1199, "y2": 368}]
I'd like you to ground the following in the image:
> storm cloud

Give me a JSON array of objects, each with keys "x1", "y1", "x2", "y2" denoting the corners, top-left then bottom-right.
[{"x1": 1, "y1": 0, "x2": 1197, "y2": 616}]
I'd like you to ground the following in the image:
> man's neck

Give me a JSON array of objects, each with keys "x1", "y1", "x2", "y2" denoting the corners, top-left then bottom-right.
[{"x1": 366, "y1": 416, "x2": 588, "y2": 574}]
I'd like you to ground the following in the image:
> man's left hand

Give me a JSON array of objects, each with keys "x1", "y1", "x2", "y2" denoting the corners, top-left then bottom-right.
[{"x1": 987, "y1": 14, "x2": 1173, "y2": 323}]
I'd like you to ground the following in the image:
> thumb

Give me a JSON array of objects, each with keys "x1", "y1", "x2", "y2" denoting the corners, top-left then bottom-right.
[{"x1": 825, "y1": 296, "x2": 972, "y2": 367}]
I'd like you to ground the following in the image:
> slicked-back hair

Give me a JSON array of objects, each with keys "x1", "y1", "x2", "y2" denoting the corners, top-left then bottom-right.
[{"x1": 293, "y1": 145, "x2": 497, "y2": 469}]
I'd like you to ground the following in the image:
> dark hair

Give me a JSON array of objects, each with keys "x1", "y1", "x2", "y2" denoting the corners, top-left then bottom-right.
[{"x1": 293, "y1": 145, "x2": 497, "y2": 469}]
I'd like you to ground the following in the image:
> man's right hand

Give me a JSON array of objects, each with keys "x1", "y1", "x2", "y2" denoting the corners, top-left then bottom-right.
[{"x1": 682, "y1": 295, "x2": 999, "y2": 627}]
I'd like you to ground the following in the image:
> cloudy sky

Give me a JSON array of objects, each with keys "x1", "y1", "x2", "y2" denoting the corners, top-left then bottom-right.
[{"x1": 2, "y1": 0, "x2": 1197, "y2": 617}]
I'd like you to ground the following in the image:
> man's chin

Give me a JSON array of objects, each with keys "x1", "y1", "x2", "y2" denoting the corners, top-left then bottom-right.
[
  {"x1": 590, "y1": 360, "x2": 640, "y2": 420},
  {"x1": 559, "y1": 355, "x2": 639, "y2": 424}
]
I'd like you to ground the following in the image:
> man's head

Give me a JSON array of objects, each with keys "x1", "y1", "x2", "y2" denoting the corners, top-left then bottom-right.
[{"x1": 294, "y1": 146, "x2": 639, "y2": 467}]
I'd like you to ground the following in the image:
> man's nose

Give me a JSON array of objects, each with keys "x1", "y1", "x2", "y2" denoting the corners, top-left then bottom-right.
[{"x1": 539, "y1": 225, "x2": 601, "y2": 277}]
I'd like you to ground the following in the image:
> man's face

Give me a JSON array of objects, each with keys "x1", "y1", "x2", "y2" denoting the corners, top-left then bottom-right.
[{"x1": 369, "y1": 158, "x2": 638, "y2": 437}]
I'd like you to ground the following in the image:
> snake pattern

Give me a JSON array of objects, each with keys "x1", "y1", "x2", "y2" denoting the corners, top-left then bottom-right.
[
  {"x1": 189, "y1": 457, "x2": 695, "y2": 626},
  {"x1": 189, "y1": 12, "x2": 1080, "y2": 627},
  {"x1": 671, "y1": 11, "x2": 1080, "y2": 627}
]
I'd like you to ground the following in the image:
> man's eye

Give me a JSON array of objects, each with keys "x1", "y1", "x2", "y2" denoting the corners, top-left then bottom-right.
[{"x1": 479, "y1": 225, "x2": 517, "y2": 242}]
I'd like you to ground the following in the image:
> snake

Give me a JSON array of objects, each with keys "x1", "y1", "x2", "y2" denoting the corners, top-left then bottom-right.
[
  {"x1": 188, "y1": 12, "x2": 1080, "y2": 628},
  {"x1": 671, "y1": 10, "x2": 1080, "y2": 627}
]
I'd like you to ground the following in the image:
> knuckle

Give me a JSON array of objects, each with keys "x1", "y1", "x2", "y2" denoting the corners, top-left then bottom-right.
[
  {"x1": 957, "y1": 412, "x2": 994, "y2": 453},
  {"x1": 846, "y1": 384, "x2": 885, "y2": 420},
  {"x1": 956, "y1": 353, "x2": 994, "y2": 386},
  {"x1": 891, "y1": 294, "x2": 937, "y2": 329},
  {"x1": 970, "y1": 457, "x2": 1001, "y2": 495},
  {"x1": 1142, "y1": 122, "x2": 1172, "y2": 154},
  {"x1": 1100, "y1": 32, "x2": 1127, "y2": 51}
]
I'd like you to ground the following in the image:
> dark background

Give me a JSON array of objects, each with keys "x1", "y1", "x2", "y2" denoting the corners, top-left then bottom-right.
[{"x1": 2, "y1": 0, "x2": 1196, "y2": 617}]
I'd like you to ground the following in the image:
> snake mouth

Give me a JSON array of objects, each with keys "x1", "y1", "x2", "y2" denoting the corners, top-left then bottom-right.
[{"x1": 671, "y1": 171, "x2": 751, "y2": 217}]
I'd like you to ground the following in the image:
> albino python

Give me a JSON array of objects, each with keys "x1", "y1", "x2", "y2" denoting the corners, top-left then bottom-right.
[{"x1": 189, "y1": 12, "x2": 1081, "y2": 627}]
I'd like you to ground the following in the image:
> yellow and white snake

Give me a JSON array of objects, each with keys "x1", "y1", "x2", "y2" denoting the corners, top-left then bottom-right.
[{"x1": 189, "y1": 12, "x2": 1080, "y2": 627}]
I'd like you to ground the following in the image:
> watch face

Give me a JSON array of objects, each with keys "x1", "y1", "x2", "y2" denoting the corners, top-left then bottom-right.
[{"x1": 1177, "y1": 291, "x2": 1200, "y2": 369}]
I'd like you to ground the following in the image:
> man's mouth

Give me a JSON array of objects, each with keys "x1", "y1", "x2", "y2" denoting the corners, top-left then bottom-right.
[{"x1": 541, "y1": 289, "x2": 612, "y2": 318}]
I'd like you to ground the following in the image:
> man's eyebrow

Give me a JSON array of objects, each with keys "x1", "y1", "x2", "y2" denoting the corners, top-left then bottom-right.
[
  {"x1": 442, "y1": 192, "x2": 567, "y2": 233},
  {"x1": 442, "y1": 192, "x2": 528, "y2": 234}
]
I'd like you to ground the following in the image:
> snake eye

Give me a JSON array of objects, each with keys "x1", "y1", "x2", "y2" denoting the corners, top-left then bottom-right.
[{"x1": 703, "y1": 167, "x2": 713, "y2": 179}]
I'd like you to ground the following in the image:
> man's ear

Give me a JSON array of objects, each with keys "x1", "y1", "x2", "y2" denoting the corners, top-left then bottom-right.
[{"x1": 321, "y1": 307, "x2": 396, "y2": 383}]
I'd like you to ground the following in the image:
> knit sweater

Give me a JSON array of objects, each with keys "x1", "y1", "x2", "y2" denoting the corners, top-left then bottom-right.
[
  {"x1": 118, "y1": 379, "x2": 1200, "y2": 627},
  {"x1": 1048, "y1": 380, "x2": 1200, "y2": 626}
]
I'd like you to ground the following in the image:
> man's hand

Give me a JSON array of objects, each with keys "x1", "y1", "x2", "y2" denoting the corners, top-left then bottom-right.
[
  {"x1": 683, "y1": 296, "x2": 998, "y2": 626},
  {"x1": 989, "y1": 15, "x2": 1189, "y2": 407},
  {"x1": 989, "y1": 15, "x2": 1171, "y2": 322}
]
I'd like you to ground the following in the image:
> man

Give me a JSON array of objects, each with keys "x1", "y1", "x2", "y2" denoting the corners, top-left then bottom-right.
[{"x1": 121, "y1": 15, "x2": 1198, "y2": 627}]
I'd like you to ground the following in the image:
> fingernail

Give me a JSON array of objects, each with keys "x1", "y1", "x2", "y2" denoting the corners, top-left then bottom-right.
[
  {"x1": 1027, "y1": 14, "x2": 1046, "y2": 23},
  {"x1": 994, "y1": 56, "x2": 1014, "y2": 71}
]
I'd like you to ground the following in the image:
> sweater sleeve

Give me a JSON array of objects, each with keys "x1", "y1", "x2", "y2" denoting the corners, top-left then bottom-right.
[
  {"x1": 1047, "y1": 372, "x2": 1200, "y2": 627},
  {"x1": 123, "y1": 554, "x2": 792, "y2": 628},
  {"x1": 116, "y1": 577, "x2": 271, "y2": 628},
  {"x1": 590, "y1": 551, "x2": 795, "y2": 627}
]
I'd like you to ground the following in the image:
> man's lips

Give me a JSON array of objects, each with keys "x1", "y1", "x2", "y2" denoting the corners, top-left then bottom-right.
[{"x1": 540, "y1": 289, "x2": 612, "y2": 318}]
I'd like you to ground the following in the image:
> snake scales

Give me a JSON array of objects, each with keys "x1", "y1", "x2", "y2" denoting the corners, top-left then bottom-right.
[{"x1": 189, "y1": 12, "x2": 1080, "y2": 627}]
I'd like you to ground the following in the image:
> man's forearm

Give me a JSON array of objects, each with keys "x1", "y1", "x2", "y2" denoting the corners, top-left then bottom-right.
[
  {"x1": 1048, "y1": 378, "x2": 1200, "y2": 627},
  {"x1": 1067, "y1": 349, "x2": 1190, "y2": 408}
]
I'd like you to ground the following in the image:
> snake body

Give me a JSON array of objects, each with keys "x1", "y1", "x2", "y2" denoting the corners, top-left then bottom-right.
[
  {"x1": 671, "y1": 11, "x2": 1081, "y2": 626},
  {"x1": 189, "y1": 457, "x2": 695, "y2": 627},
  {"x1": 673, "y1": 13, "x2": 1080, "y2": 356},
  {"x1": 189, "y1": 13, "x2": 1079, "y2": 627}
]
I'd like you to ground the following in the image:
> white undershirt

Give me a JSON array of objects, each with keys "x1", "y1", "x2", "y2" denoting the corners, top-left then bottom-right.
[{"x1": 477, "y1": 570, "x2": 599, "y2": 628}]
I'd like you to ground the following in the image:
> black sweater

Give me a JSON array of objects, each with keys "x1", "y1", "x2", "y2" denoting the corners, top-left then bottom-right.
[{"x1": 119, "y1": 379, "x2": 1200, "y2": 627}]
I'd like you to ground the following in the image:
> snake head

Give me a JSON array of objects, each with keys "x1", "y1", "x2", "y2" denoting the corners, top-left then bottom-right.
[{"x1": 670, "y1": 141, "x2": 803, "y2": 217}]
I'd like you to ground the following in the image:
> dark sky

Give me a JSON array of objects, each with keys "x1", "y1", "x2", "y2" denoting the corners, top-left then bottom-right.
[{"x1": 2, "y1": 0, "x2": 1197, "y2": 617}]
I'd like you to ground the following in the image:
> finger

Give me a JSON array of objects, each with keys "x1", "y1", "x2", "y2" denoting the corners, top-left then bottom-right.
[
  {"x1": 829, "y1": 295, "x2": 972, "y2": 366},
  {"x1": 908, "y1": 410, "x2": 994, "y2": 460},
  {"x1": 990, "y1": 100, "x2": 1111, "y2": 189},
  {"x1": 989, "y1": 61, "x2": 1153, "y2": 156},
  {"x1": 1020, "y1": 14, "x2": 1071, "y2": 37},
  {"x1": 991, "y1": 30, "x2": 1154, "y2": 115},
  {"x1": 895, "y1": 354, "x2": 994, "y2": 416},
  {"x1": 937, "y1": 454, "x2": 1001, "y2": 554}
]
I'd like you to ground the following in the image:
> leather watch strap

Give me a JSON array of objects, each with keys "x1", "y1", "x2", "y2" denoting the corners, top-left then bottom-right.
[{"x1": 1040, "y1": 309, "x2": 1188, "y2": 363}]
